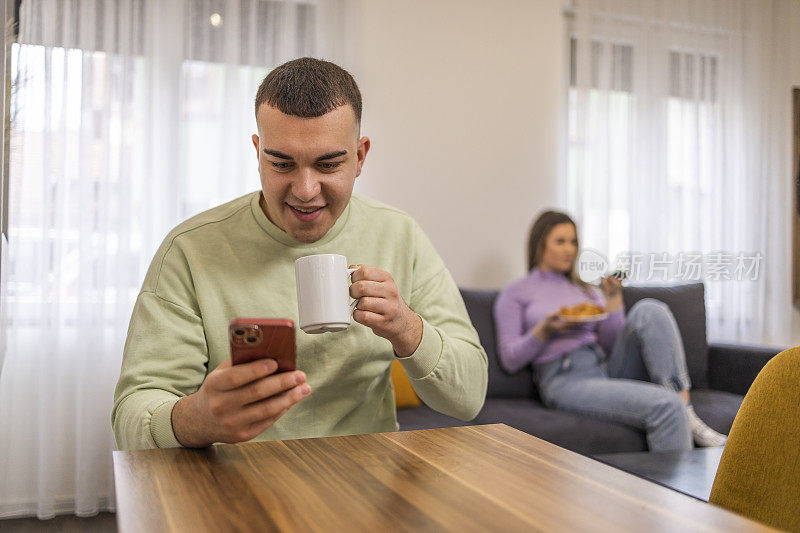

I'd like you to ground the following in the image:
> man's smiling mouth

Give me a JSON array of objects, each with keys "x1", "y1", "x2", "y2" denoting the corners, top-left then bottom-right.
[
  {"x1": 289, "y1": 204, "x2": 324, "y2": 213},
  {"x1": 288, "y1": 203, "x2": 326, "y2": 222}
]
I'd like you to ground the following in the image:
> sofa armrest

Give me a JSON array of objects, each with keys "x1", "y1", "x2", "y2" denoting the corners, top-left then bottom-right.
[{"x1": 707, "y1": 343, "x2": 783, "y2": 395}]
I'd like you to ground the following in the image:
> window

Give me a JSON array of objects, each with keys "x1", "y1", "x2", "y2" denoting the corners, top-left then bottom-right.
[
  {"x1": 666, "y1": 50, "x2": 719, "y2": 252},
  {"x1": 7, "y1": 0, "x2": 317, "y2": 325},
  {"x1": 567, "y1": 37, "x2": 633, "y2": 261}
]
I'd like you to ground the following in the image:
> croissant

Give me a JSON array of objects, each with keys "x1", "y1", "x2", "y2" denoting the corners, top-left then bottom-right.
[{"x1": 559, "y1": 302, "x2": 605, "y2": 317}]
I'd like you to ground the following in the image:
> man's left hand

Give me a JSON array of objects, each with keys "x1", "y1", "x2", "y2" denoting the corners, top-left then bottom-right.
[{"x1": 349, "y1": 265, "x2": 423, "y2": 357}]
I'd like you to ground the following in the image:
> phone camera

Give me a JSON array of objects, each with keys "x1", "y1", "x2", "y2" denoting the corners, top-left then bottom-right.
[
  {"x1": 246, "y1": 336, "x2": 257, "y2": 344},
  {"x1": 234, "y1": 329, "x2": 245, "y2": 336}
]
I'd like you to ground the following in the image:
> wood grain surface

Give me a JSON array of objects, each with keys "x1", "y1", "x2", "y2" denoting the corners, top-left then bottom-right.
[{"x1": 113, "y1": 424, "x2": 773, "y2": 532}]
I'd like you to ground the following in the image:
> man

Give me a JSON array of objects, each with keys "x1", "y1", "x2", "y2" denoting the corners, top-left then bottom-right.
[{"x1": 112, "y1": 58, "x2": 487, "y2": 450}]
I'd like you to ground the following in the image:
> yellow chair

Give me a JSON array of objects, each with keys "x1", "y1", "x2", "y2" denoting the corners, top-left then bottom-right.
[{"x1": 709, "y1": 346, "x2": 800, "y2": 531}]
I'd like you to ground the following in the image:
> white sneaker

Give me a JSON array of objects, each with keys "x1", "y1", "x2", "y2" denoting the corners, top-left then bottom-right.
[{"x1": 686, "y1": 405, "x2": 727, "y2": 447}]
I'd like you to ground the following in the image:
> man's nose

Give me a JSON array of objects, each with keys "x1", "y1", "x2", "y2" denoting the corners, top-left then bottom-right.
[{"x1": 292, "y1": 168, "x2": 322, "y2": 203}]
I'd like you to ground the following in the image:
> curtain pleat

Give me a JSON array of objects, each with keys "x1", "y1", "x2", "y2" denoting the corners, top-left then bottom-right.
[
  {"x1": 0, "y1": 0, "x2": 353, "y2": 519},
  {"x1": 566, "y1": 0, "x2": 792, "y2": 345}
]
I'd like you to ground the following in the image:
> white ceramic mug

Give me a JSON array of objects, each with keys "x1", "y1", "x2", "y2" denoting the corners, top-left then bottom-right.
[{"x1": 294, "y1": 254, "x2": 359, "y2": 334}]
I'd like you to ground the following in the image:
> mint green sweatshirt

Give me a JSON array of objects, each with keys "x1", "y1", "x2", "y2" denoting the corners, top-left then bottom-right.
[{"x1": 112, "y1": 192, "x2": 488, "y2": 450}]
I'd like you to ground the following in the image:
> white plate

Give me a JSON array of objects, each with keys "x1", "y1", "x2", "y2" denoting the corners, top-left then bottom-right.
[{"x1": 558, "y1": 313, "x2": 609, "y2": 323}]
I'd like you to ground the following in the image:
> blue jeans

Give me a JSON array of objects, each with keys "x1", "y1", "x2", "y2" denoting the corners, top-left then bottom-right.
[{"x1": 535, "y1": 299, "x2": 693, "y2": 452}]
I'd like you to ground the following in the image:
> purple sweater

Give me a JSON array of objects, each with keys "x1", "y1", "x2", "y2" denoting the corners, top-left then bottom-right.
[{"x1": 494, "y1": 268, "x2": 626, "y2": 372}]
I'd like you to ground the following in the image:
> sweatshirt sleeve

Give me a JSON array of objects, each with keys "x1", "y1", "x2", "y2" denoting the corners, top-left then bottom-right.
[
  {"x1": 112, "y1": 240, "x2": 209, "y2": 451},
  {"x1": 399, "y1": 226, "x2": 488, "y2": 422},
  {"x1": 493, "y1": 286, "x2": 543, "y2": 373}
]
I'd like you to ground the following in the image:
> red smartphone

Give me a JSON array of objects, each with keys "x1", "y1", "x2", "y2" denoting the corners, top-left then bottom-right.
[{"x1": 229, "y1": 318, "x2": 296, "y2": 372}]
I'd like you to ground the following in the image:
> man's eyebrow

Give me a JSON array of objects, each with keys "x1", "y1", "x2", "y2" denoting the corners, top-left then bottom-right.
[
  {"x1": 262, "y1": 149, "x2": 348, "y2": 161},
  {"x1": 315, "y1": 150, "x2": 348, "y2": 161},
  {"x1": 263, "y1": 149, "x2": 293, "y2": 160}
]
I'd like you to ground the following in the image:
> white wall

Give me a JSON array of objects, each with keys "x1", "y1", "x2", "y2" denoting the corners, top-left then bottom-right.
[
  {"x1": 354, "y1": 0, "x2": 800, "y2": 346},
  {"x1": 356, "y1": 0, "x2": 565, "y2": 289}
]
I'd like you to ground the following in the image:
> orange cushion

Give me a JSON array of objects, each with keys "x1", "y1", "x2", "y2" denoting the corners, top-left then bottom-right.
[{"x1": 391, "y1": 358, "x2": 420, "y2": 408}]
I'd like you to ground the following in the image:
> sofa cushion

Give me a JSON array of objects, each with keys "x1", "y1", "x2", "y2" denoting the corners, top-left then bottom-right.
[
  {"x1": 391, "y1": 359, "x2": 420, "y2": 408},
  {"x1": 472, "y1": 398, "x2": 647, "y2": 455},
  {"x1": 460, "y1": 289, "x2": 536, "y2": 399},
  {"x1": 622, "y1": 283, "x2": 709, "y2": 389},
  {"x1": 396, "y1": 404, "x2": 474, "y2": 431},
  {"x1": 688, "y1": 388, "x2": 743, "y2": 435}
]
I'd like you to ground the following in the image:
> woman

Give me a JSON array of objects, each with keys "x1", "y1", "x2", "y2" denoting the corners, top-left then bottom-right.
[{"x1": 494, "y1": 211, "x2": 725, "y2": 451}]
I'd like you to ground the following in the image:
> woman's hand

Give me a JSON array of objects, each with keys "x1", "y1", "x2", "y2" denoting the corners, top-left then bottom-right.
[
  {"x1": 600, "y1": 275, "x2": 624, "y2": 312},
  {"x1": 532, "y1": 312, "x2": 576, "y2": 342}
]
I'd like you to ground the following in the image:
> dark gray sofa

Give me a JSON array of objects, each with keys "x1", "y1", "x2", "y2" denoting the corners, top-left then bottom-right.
[{"x1": 396, "y1": 282, "x2": 782, "y2": 456}]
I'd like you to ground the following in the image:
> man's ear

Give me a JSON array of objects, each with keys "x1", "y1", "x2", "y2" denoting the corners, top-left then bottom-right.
[
  {"x1": 251, "y1": 134, "x2": 260, "y2": 157},
  {"x1": 355, "y1": 136, "x2": 370, "y2": 177}
]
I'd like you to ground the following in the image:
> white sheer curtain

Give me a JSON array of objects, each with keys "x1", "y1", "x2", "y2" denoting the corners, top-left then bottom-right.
[
  {"x1": 0, "y1": 0, "x2": 355, "y2": 519},
  {"x1": 565, "y1": 0, "x2": 793, "y2": 346}
]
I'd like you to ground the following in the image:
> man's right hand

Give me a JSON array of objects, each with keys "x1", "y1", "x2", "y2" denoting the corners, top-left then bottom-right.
[{"x1": 171, "y1": 357, "x2": 311, "y2": 448}]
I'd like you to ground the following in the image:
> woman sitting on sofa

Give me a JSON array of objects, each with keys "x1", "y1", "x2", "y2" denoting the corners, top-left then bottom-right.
[{"x1": 494, "y1": 210, "x2": 725, "y2": 451}]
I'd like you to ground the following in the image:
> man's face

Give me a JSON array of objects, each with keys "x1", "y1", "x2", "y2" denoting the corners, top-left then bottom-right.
[{"x1": 251, "y1": 104, "x2": 370, "y2": 243}]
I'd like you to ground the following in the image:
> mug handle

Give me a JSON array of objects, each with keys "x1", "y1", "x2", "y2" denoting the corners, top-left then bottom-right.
[{"x1": 347, "y1": 266, "x2": 360, "y2": 313}]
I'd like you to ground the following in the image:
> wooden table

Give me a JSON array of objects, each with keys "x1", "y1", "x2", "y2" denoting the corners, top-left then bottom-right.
[{"x1": 113, "y1": 424, "x2": 771, "y2": 532}]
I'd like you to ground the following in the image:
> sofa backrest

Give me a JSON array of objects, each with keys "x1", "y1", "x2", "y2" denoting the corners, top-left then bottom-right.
[
  {"x1": 460, "y1": 289, "x2": 536, "y2": 399},
  {"x1": 460, "y1": 282, "x2": 709, "y2": 399},
  {"x1": 622, "y1": 282, "x2": 709, "y2": 389}
]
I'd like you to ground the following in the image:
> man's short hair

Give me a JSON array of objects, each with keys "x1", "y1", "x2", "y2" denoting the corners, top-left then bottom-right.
[{"x1": 254, "y1": 57, "x2": 362, "y2": 124}]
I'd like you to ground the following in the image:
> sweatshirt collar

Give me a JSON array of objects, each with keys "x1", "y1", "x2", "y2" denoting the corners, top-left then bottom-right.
[
  {"x1": 250, "y1": 191, "x2": 352, "y2": 248},
  {"x1": 532, "y1": 267, "x2": 570, "y2": 282}
]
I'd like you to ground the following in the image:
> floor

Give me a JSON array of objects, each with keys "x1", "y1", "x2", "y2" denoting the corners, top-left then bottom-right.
[
  {"x1": 594, "y1": 446, "x2": 725, "y2": 501},
  {"x1": 1, "y1": 513, "x2": 117, "y2": 533}
]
